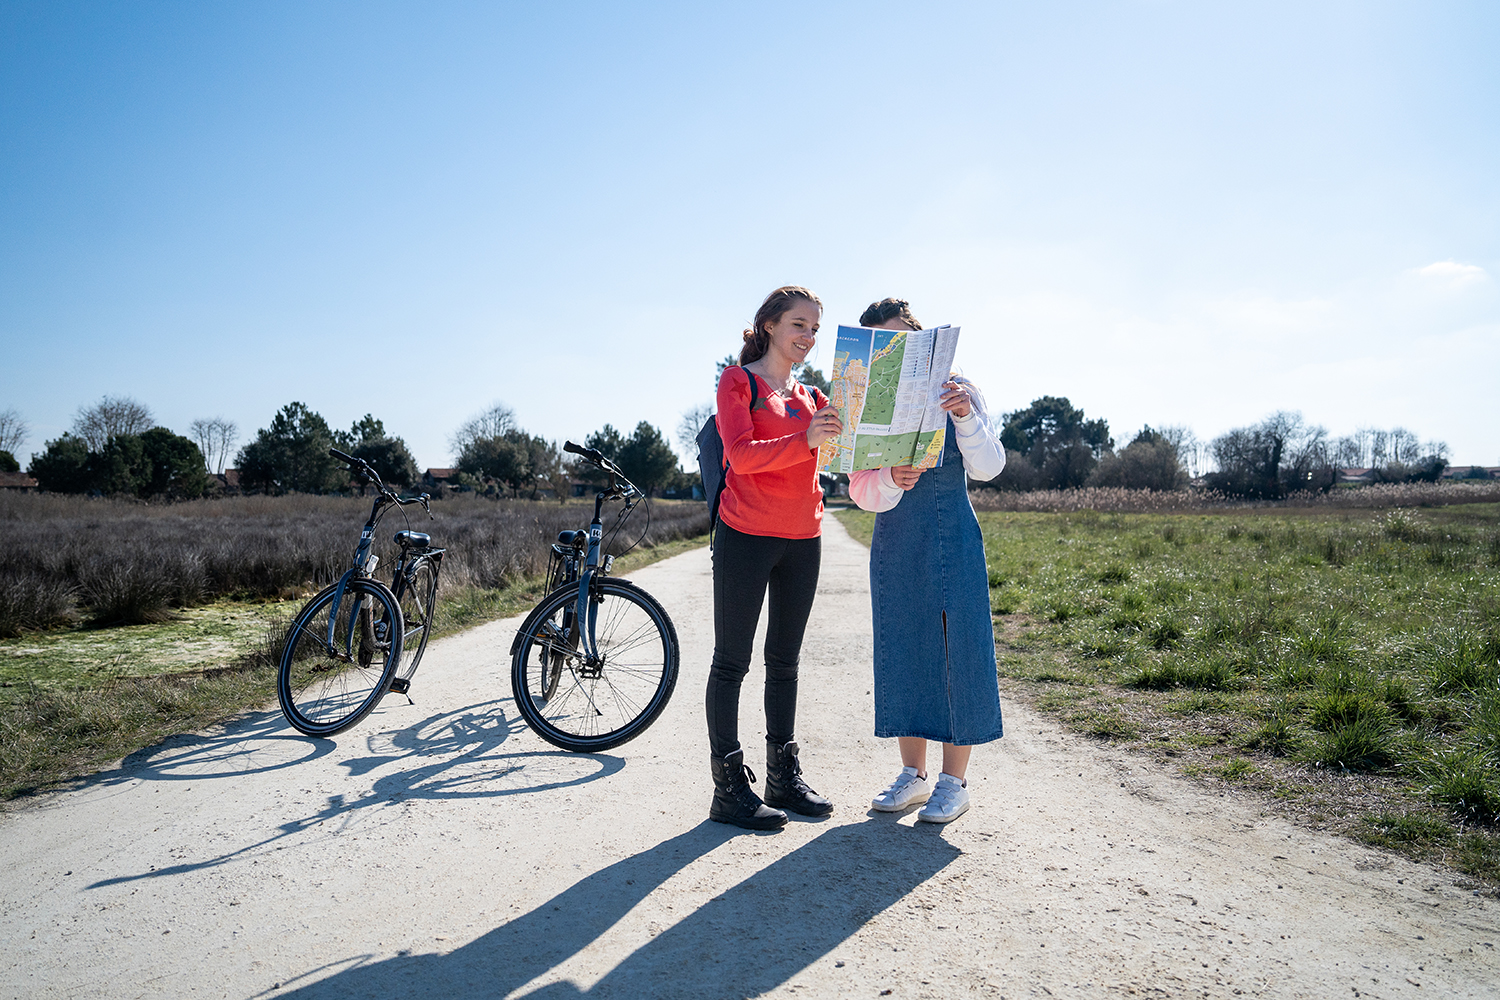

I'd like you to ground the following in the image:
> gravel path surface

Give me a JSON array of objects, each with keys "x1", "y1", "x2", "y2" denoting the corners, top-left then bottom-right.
[{"x1": 2, "y1": 517, "x2": 1496, "y2": 999}]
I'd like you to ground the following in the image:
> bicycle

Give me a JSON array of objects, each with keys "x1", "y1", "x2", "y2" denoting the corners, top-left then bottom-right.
[
  {"x1": 508, "y1": 441, "x2": 680, "y2": 752},
  {"x1": 277, "y1": 448, "x2": 445, "y2": 737}
]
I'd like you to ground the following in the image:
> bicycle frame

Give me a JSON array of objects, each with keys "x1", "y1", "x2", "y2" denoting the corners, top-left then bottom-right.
[
  {"x1": 574, "y1": 488, "x2": 610, "y2": 663},
  {"x1": 325, "y1": 493, "x2": 394, "y2": 657},
  {"x1": 325, "y1": 449, "x2": 433, "y2": 658},
  {"x1": 561, "y1": 443, "x2": 641, "y2": 664}
]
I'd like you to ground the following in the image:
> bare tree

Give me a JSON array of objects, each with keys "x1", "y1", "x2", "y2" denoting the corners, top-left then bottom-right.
[
  {"x1": 1332, "y1": 433, "x2": 1364, "y2": 469},
  {"x1": 676, "y1": 402, "x2": 714, "y2": 461},
  {"x1": 1348, "y1": 427, "x2": 1374, "y2": 468},
  {"x1": 0, "y1": 408, "x2": 28, "y2": 454},
  {"x1": 1387, "y1": 428, "x2": 1423, "y2": 466},
  {"x1": 1155, "y1": 425, "x2": 1202, "y2": 478},
  {"x1": 190, "y1": 417, "x2": 239, "y2": 474},
  {"x1": 449, "y1": 403, "x2": 518, "y2": 459},
  {"x1": 1206, "y1": 411, "x2": 1335, "y2": 498},
  {"x1": 73, "y1": 395, "x2": 154, "y2": 452}
]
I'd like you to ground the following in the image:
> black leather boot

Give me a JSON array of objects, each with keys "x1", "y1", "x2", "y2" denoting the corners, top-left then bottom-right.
[
  {"x1": 764, "y1": 740, "x2": 833, "y2": 817},
  {"x1": 710, "y1": 749, "x2": 787, "y2": 830}
]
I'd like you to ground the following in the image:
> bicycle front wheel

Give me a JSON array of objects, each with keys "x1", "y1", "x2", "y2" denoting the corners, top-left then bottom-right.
[
  {"x1": 511, "y1": 578, "x2": 679, "y2": 752},
  {"x1": 395, "y1": 558, "x2": 439, "y2": 682},
  {"x1": 278, "y1": 578, "x2": 404, "y2": 737}
]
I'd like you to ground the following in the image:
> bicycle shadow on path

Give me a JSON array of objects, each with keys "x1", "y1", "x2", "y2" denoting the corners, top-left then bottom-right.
[
  {"x1": 86, "y1": 699, "x2": 624, "y2": 890},
  {"x1": 266, "y1": 816, "x2": 960, "y2": 1000}
]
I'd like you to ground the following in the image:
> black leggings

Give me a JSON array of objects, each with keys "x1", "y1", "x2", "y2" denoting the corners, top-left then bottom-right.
[{"x1": 706, "y1": 522, "x2": 822, "y2": 759}]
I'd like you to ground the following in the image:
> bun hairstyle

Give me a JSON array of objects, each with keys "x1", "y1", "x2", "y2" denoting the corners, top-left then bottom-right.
[
  {"x1": 740, "y1": 285, "x2": 822, "y2": 366},
  {"x1": 859, "y1": 297, "x2": 923, "y2": 331}
]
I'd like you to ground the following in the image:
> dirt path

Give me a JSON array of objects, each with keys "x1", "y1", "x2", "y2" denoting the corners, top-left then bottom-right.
[{"x1": 2, "y1": 518, "x2": 1496, "y2": 999}]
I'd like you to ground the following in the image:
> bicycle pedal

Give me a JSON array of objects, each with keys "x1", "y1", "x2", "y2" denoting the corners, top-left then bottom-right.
[{"x1": 388, "y1": 677, "x2": 411, "y2": 695}]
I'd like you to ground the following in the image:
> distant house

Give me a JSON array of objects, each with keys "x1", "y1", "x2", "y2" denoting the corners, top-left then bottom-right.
[
  {"x1": 209, "y1": 469, "x2": 243, "y2": 493},
  {"x1": 423, "y1": 468, "x2": 458, "y2": 490},
  {"x1": 1338, "y1": 467, "x2": 1375, "y2": 484},
  {"x1": 1440, "y1": 465, "x2": 1498, "y2": 480},
  {"x1": 0, "y1": 471, "x2": 37, "y2": 492}
]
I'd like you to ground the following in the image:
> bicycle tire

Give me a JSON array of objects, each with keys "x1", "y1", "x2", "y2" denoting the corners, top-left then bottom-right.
[
  {"x1": 394, "y1": 558, "x2": 439, "y2": 682},
  {"x1": 277, "y1": 578, "x2": 404, "y2": 737},
  {"x1": 510, "y1": 578, "x2": 679, "y2": 752}
]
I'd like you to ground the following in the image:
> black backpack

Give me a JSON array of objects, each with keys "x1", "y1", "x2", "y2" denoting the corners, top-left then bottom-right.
[{"x1": 696, "y1": 367, "x2": 759, "y2": 539}]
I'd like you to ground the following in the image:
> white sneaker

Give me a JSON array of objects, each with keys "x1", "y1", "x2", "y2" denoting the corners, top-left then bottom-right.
[
  {"x1": 916, "y1": 772, "x2": 969, "y2": 823},
  {"x1": 871, "y1": 766, "x2": 929, "y2": 812}
]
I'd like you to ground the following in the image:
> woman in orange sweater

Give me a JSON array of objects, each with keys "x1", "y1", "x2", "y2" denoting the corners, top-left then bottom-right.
[{"x1": 707, "y1": 285, "x2": 843, "y2": 830}]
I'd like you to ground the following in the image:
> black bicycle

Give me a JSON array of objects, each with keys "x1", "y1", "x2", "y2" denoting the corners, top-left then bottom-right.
[
  {"x1": 508, "y1": 441, "x2": 680, "y2": 752},
  {"x1": 277, "y1": 449, "x2": 445, "y2": 737}
]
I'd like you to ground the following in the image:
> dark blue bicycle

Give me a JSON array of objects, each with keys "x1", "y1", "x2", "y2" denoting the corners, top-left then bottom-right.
[
  {"x1": 276, "y1": 448, "x2": 444, "y2": 737},
  {"x1": 508, "y1": 441, "x2": 680, "y2": 752}
]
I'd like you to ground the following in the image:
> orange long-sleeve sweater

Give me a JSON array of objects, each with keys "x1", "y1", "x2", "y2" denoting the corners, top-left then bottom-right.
[{"x1": 715, "y1": 366, "x2": 827, "y2": 539}]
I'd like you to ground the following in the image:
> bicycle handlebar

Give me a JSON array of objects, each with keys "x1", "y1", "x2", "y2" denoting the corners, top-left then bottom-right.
[
  {"x1": 328, "y1": 447, "x2": 430, "y2": 516},
  {"x1": 329, "y1": 446, "x2": 383, "y2": 488},
  {"x1": 563, "y1": 441, "x2": 604, "y2": 465},
  {"x1": 563, "y1": 441, "x2": 642, "y2": 501}
]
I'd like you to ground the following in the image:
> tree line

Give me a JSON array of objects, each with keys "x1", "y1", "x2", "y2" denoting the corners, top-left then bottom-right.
[
  {"x1": 18, "y1": 397, "x2": 217, "y2": 499},
  {"x1": 449, "y1": 403, "x2": 686, "y2": 499},
  {"x1": 11, "y1": 396, "x2": 689, "y2": 499},
  {"x1": 988, "y1": 396, "x2": 1453, "y2": 498},
  {"x1": 6, "y1": 386, "x2": 1463, "y2": 502}
]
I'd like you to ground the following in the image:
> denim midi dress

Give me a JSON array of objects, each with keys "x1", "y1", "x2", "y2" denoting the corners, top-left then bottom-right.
[{"x1": 869, "y1": 419, "x2": 1003, "y2": 745}]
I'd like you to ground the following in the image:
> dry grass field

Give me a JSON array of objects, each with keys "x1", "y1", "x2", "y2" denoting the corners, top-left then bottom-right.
[{"x1": 0, "y1": 491, "x2": 709, "y2": 798}]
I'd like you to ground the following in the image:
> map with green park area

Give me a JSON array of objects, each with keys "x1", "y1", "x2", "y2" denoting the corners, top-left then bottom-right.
[
  {"x1": 818, "y1": 324, "x2": 962, "y2": 474},
  {"x1": 858, "y1": 327, "x2": 907, "y2": 426}
]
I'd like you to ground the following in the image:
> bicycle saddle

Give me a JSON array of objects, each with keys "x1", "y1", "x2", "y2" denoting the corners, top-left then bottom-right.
[
  {"x1": 556, "y1": 530, "x2": 586, "y2": 547},
  {"x1": 393, "y1": 531, "x2": 431, "y2": 549}
]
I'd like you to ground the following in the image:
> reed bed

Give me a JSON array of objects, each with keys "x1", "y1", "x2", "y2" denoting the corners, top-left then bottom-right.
[
  {"x1": 0, "y1": 492, "x2": 709, "y2": 637},
  {"x1": 968, "y1": 480, "x2": 1500, "y2": 514}
]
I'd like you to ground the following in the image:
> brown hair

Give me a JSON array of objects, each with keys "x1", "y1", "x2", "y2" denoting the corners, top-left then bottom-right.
[
  {"x1": 739, "y1": 285, "x2": 822, "y2": 366},
  {"x1": 859, "y1": 297, "x2": 923, "y2": 331}
]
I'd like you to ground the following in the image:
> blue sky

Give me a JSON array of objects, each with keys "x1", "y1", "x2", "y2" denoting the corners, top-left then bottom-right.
[{"x1": 2, "y1": 1, "x2": 1497, "y2": 470}]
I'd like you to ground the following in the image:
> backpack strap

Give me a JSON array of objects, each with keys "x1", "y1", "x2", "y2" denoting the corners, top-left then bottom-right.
[
  {"x1": 707, "y1": 367, "x2": 759, "y2": 543},
  {"x1": 742, "y1": 367, "x2": 760, "y2": 433}
]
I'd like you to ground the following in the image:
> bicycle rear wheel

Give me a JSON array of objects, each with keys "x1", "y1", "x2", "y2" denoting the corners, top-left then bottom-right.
[
  {"x1": 394, "y1": 558, "x2": 439, "y2": 682},
  {"x1": 510, "y1": 578, "x2": 679, "y2": 752},
  {"x1": 278, "y1": 578, "x2": 404, "y2": 737}
]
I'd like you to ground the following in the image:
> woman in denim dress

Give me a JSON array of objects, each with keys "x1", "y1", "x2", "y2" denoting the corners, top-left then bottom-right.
[{"x1": 848, "y1": 298, "x2": 1006, "y2": 823}]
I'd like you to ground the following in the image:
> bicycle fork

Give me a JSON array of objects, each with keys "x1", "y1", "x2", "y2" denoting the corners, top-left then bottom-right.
[
  {"x1": 575, "y1": 516, "x2": 605, "y2": 664},
  {"x1": 327, "y1": 569, "x2": 382, "y2": 664}
]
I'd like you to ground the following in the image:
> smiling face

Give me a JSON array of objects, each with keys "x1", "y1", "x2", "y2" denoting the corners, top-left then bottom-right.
[{"x1": 762, "y1": 298, "x2": 822, "y2": 366}]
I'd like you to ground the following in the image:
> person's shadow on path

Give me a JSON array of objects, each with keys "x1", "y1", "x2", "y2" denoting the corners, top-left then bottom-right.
[{"x1": 265, "y1": 817, "x2": 960, "y2": 1000}]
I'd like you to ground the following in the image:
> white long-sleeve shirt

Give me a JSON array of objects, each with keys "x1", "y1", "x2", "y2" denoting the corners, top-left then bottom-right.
[{"x1": 848, "y1": 384, "x2": 1005, "y2": 513}]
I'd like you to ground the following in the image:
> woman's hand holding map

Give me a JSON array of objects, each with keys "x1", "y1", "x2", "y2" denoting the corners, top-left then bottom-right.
[
  {"x1": 938, "y1": 379, "x2": 972, "y2": 419},
  {"x1": 806, "y1": 406, "x2": 843, "y2": 450},
  {"x1": 888, "y1": 465, "x2": 923, "y2": 490}
]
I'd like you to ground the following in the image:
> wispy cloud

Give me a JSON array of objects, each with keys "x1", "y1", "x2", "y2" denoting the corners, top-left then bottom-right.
[{"x1": 1414, "y1": 260, "x2": 1490, "y2": 288}]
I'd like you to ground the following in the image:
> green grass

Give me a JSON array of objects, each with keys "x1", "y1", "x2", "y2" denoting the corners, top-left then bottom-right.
[
  {"x1": 0, "y1": 600, "x2": 299, "y2": 704},
  {"x1": 839, "y1": 502, "x2": 1500, "y2": 888},
  {"x1": 0, "y1": 533, "x2": 709, "y2": 801}
]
